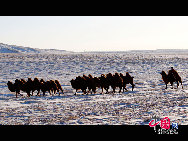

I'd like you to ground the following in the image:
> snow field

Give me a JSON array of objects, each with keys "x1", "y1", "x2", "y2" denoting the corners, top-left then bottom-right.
[{"x1": 0, "y1": 52, "x2": 187, "y2": 125}]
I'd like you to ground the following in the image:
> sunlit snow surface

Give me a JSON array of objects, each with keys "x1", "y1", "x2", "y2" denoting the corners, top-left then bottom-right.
[{"x1": 0, "y1": 52, "x2": 187, "y2": 125}]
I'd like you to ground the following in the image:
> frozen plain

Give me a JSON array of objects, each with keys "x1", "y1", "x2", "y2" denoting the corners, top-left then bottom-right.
[{"x1": 0, "y1": 51, "x2": 187, "y2": 125}]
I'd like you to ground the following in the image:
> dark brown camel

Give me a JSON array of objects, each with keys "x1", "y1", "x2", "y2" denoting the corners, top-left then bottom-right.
[
  {"x1": 70, "y1": 76, "x2": 87, "y2": 95},
  {"x1": 120, "y1": 72, "x2": 135, "y2": 91},
  {"x1": 113, "y1": 72, "x2": 123, "y2": 93},
  {"x1": 98, "y1": 74, "x2": 109, "y2": 94},
  {"x1": 160, "y1": 68, "x2": 183, "y2": 89},
  {"x1": 55, "y1": 80, "x2": 64, "y2": 95}
]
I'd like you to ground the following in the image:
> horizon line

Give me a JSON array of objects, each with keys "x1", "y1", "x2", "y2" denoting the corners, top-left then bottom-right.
[{"x1": 1, "y1": 42, "x2": 188, "y2": 53}]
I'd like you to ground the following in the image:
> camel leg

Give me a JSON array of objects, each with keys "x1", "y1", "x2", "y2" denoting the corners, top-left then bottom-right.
[
  {"x1": 119, "y1": 86, "x2": 122, "y2": 93},
  {"x1": 105, "y1": 88, "x2": 109, "y2": 94},
  {"x1": 124, "y1": 85, "x2": 128, "y2": 92},
  {"x1": 82, "y1": 89, "x2": 86, "y2": 95},
  {"x1": 61, "y1": 89, "x2": 64, "y2": 94},
  {"x1": 88, "y1": 88, "x2": 91, "y2": 94},
  {"x1": 43, "y1": 91, "x2": 46, "y2": 96},
  {"x1": 31, "y1": 90, "x2": 34, "y2": 96},
  {"x1": 123, "y1": 85, "x2": 126, "y2": 92},
  {"x1": 37, "y1": 90, "x2": 40, "y2": 96},
  {"x1": 27, "y1": 91, "x2": 31, "y2": 97},
  {"x1": 49, "y1": 90, "x2": 51, "y2": 95},
  {"x1": 112, "y1": 86, "x2": 116, "y2": 93},
  {"x1": 125, "y1": 88, "x2": 128, "y2": 91},
  {"x1": 16, "y1": 90, "x2": 22, "y2": 97},
  {"x1": 56, "y1": 89, "x2": 60, "y2": 95},
  {"x1": 92, "y1": 86, "x2": 97, "y2": 94},
  {"x1": 165, "y1": 84, "x2": 167, "y2": 89},
  {"x1": 132, "y1": 84, "x2": 135, "y2": 91},
  {"x1": 74, "y1": 89, "x2": 78, "y2": 95},
  {"x1": 181, "y1": 81, "x2": 183, "y2": 89},
  {"x1": 93, "y1": 88, "x2": 96, "y2": 94},
  {"x1": 122, "y1": 84, "x2": 125, "y2": 92},
  {"x1": 177, "y1": 81, "x2": 179, "y2": 88},
  {"x1": 124, "y1": 84, "x2": 128, "y2": 92}
]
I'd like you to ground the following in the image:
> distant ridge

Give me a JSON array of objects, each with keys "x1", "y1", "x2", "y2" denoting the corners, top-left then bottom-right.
[
  {"x1": 82, "y1": 49, "x2": 188, "y2": 54},
  {"x1": 0, "y1": 43, "x2": 71, "y2": 54},
  {"x1": 128, "y1": 49, "x2": 188, "y2": 54}
]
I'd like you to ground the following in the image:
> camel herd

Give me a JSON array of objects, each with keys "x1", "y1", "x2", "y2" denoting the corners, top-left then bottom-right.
[
  {"x1": 70, "y1": 72, "x2": 135, "y2": 95},
  {"x1": 7, "y1": 67, "x2": 183, "y2": 98},
  {"x1": 7, "y1": 78, "x2": 64, "y2": 98}
]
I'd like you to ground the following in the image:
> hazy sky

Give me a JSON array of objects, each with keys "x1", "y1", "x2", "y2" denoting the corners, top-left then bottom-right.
[{"x1": 0, "y1": 16, "x2": 188, "y2": 52}]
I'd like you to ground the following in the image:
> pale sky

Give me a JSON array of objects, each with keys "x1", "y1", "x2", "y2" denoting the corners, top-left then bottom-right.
[{"x1": 0, "y1": 16, "x2": 188, "y2": 52}]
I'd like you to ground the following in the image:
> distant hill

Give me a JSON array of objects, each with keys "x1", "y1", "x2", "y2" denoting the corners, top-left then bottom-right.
[
  {"x1": 0, "y1": 43, "x2": 71, "y2": 54},
  {"x1": 128, "y1": 49, "x2": 188, "y2": 54},
  {"x1": 82, "y1": 49, "x2": 188, "y2": 54}
]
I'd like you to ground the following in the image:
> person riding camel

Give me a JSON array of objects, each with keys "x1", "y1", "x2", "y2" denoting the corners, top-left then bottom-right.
[{"x1": 168, "y1": 67, "x2": 179, "y2": 80}]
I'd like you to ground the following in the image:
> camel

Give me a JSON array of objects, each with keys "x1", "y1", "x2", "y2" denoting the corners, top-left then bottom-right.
[
  {"x1": 55, "y1": 80, "x2": 64, "y2": 95},
  {"x1": 160, "y1": 68, "x2": 183, "y2": 89},
  {"x1": 98, "y1": 74, "x2": 109, "y2": 94},
  {"x1": 120, "y1": 72, "x2": 135, "y2": 91},
  {"x1": 70, "y1": 76, "x2": 87, "y2": 95}
]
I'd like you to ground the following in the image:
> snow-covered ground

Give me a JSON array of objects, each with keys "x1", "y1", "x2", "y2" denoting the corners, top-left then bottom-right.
[{"x1": 0, "y1": 52, "x2": 187, "y2": 125}]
